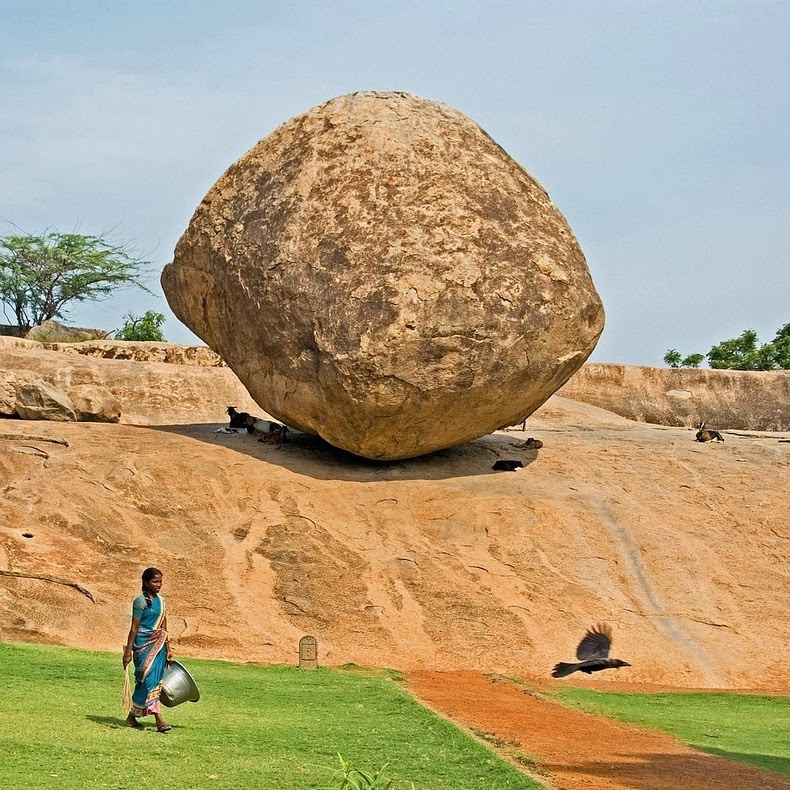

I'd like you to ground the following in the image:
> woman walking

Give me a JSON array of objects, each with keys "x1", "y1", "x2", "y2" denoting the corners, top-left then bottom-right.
[{"x1": 123, "y1": 567, "x2": 173, "y2": 732}]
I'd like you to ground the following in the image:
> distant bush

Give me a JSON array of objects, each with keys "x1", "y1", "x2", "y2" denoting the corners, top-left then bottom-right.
[{"x1": 115, "y1": 310, "x2": 166, "y2": 342}]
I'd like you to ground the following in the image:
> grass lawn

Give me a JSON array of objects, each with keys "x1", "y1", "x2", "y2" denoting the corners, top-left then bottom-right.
[
  {"x1": 0, "y1": 642, "x2": 539, "y2": 789},
  {"x1": 552, "y1": 687, "x2": 790, "y2": 776}
]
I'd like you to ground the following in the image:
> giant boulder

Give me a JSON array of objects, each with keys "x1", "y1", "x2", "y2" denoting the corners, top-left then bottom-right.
[{"x1": 162, "y1": 92, "x2": 604, "y2": 459}]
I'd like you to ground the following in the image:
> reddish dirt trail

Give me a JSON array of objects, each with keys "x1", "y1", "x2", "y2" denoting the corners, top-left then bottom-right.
[{"x1": 406, "y1": 671, "x2": 789, "y2": 790}]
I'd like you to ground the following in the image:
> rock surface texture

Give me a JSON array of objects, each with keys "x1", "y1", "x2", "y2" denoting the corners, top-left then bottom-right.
[
  {"x1": 162, "y1": 92, "x2": 604, "y2": 459},
  {"x1": 1, "y1": 396, "x2": 787, "y2": 689},
  {"x1": 69, "y1": 384, "x2": 121, "y2": 423},
  {"x1": 0, "y1": 339, "x2": 259, "y2": 425},
  {"x1": 15, "y1": 380, "x2": 76, "y2": 422},
  {"x1": 560, "y1": 364, "x2": 790, "y2": 431}
]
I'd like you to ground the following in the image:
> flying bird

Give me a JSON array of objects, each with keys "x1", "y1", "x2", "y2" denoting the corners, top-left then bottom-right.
[{"x1": 551, "y1": 623, "x2": 631, "y2": 678}]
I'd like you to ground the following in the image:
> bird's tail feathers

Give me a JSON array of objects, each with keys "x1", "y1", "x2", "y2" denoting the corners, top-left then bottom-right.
[{"x1": 551, "y1": 662, "x2": 578, "y2": 678}]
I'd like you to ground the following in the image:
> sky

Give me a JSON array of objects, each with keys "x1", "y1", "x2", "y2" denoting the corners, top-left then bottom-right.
[{"x1": 1, "y1": 0, "x2": 788, "y2": 365}]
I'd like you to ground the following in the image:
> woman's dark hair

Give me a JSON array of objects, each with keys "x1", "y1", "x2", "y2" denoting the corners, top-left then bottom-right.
[{"x1": 141, "y1": 567, "x2": 163, "y2": 607}]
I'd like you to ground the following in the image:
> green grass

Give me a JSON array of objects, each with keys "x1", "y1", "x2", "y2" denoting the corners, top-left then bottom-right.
[
  {"x1": 0, "y1": 643, "x2": 539, "y2": 789},
  {"x1": 552, "y1": 687, "x2": 790, "y2": 776}
]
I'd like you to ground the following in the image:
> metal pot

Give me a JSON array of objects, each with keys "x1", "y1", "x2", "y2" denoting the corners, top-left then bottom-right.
[{"x1": 160, "y1": 660, "x2": 200, "y2": 707}]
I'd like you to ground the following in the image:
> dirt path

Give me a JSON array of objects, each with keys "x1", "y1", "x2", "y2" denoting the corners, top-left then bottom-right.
[{"x1": 406, "y1": 671, "x2": 789, "y2": 790}]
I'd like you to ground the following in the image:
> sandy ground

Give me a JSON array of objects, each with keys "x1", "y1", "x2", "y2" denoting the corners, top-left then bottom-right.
[{"x1": 406, "y1": 670, "x2": 790, "y2": 790}]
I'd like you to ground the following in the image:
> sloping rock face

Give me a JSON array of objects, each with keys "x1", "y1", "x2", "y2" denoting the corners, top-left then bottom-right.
[
  {"x1": 162, "y1": 91, "x2": 604, "y2": 460},
  {"x1": 1, "y1": 398, "x2": 787, "y2": 690},
  {"x1": 561, "y1": 364, "x2": 790, "y2": 431},
  {"x1": 0, "y1": 345, "x2": 260, "y2": 425}
]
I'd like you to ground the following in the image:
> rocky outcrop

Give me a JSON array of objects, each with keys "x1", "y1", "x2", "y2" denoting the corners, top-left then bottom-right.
[
  {"x1": 69, "y1": 384, "x2": 121, "y2": 423},
  {"x1": 15, "y1": 380, "x2": 77, "y2": 421},
  {"x1": 26, "y1": 319, "x2": 110, "y2": 343},
  {"x1": 162, "y1": 91, "x2": 604, "y2": 460},
  {"x1": 0, "y1": 371, "x2": 32, "y2": 415},
  {"x1": 560, "y1": 364, "x2": 790, "y2": 431},
  {"x1": 41, "y1": 340, "x2": 225, "y2": 366},
  {"x1": 0, "y1": 336, "x2": 225, "y2": 367},
  {"x1": 0, "y1": 345, "x2": 260, "y2": 425}
]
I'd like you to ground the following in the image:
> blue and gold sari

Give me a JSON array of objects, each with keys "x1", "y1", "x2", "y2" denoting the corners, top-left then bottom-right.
[{"x1": 130, "y1": 594, "x2": 167, "y2": 716}]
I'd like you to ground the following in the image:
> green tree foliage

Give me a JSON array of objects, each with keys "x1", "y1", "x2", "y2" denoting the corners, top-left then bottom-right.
[
  {"x1": 664, "y1": 323, "x2": 789, "y2": 370},
  {"x1": 681, "y1": 353, "x2": 705, "y2": 368},
  {"x1": 663, "y1": 349, "x2": 682, "y2": 367},
  {"x1": 772, "y1": 322, "x2": 790, "y2": 368},
  {"x1": 706, "y1": 328, "x2": 783, "y2": 370},
  {"x1": 664, "y1": 348, "x2": 702, "y2": 368},
  {"x1": 115, "y1": 310, "x2": 166, "y2": 341},
  {"x1": 0, "y1": 231, "x2": 151, "y2": 331}
]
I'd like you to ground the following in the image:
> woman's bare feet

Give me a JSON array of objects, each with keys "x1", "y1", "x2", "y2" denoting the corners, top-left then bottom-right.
[
  {"x1": 154, "y1": 712, "x2": 171, "y2": 733},
  {"x1": 125, "y1": 713, "x2": 142, "y2": 729}
]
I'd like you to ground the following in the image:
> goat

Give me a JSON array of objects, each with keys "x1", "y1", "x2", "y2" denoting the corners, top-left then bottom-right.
[
  {"x1": 245, "y1": 415, "x2": 289, "y2": 444},
  {"x1": 226, "y1": 406, "x2": 250, "y2": 429},
  {"x1": 492, "y1": 459, "x2": 523, "y2": 472},
  {"x1": 695, "y1": 421, "x2": 724, "y2": 442}
]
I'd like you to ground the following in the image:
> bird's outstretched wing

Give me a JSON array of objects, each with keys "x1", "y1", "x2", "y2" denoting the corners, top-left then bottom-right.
[{"x1": 576, "y1": 623, "x2": 612, "y2": 660}]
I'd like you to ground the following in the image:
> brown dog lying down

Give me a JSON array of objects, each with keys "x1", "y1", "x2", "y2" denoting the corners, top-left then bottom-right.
[{"x1": 245, "y1": 415, "x2": 289, "y2": 444}]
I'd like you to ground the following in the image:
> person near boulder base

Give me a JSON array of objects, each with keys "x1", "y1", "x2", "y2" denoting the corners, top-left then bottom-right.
[{"x1": 122, "y1": 567, "x2": 173, "y2": 732}]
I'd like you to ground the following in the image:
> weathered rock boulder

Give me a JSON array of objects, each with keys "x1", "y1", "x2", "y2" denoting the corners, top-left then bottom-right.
[
  {"x1": 15, "y1": 379, "x2": 77, "y2": 421},
  {"x1": 26, "y1": 319, "x2": 110, "y2": 343},
  {"x1": 0, "y1": 375, "x2": 22, "y2": 416},
  {"x1": 162, "y1": 91, "x2": 604, "y2": 459},
  {"x1": 69, "y1": 384, "x2": 122, "y2": 423},
  {"x1": 0, "y1": 368, "x2": 38, "y2": 416}
]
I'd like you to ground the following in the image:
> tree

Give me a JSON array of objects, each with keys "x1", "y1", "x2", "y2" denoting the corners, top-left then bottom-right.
[
  {"x1": 664, "y1": 348, "x2": 705, "y2": 368},
  {"x1": 706, "y1": 328, "x2": 778, "y2": 370},
  {"x1": 772, "y1": 322, "x2": 790, "y2": 369},
  {"x1": 115, "y1": 310, "x2": 166, "y2": 341},
  {"x1": 0, "y1": 231, "x2": 151, "y2": 331},
  {"x1": 681, "y1": 353, "x2": 705, "y2": 368},
  {"x1": 663, "y1": 349, "x2": 682, "y2": 367},
  {"x1": 664, "y1": 323, "x2": 789, "y2": 370}
]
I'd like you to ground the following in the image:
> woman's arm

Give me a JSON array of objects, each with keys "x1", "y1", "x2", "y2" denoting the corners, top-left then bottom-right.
[
  {"x1": 162, "y1": 614, "x2": 173, "y2": 664},
  {"x1": 123, "y1": 617, "x2": 140, "y2": 667}
]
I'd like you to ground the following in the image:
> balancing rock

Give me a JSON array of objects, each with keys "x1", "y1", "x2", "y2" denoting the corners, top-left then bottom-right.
[{"x1": 162, "y1": 92, "x2": 604, "y2": 459}]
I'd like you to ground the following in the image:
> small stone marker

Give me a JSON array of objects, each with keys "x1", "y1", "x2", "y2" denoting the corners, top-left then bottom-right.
[{"x1": 298, "y1": 635, "x2": 318, "y2": 669}]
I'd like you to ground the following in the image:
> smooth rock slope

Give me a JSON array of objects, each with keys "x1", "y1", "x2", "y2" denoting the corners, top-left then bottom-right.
[{"x1": 1, "y1": 392, "x2": 787, "y2": 690}]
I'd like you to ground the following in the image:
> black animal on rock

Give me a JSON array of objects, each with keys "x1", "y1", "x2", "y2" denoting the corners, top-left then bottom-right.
[
  {"x1": 551, "y1": 623, "x2": 631, "y2": 678},
  {"x1": 492, "y1": 459, "x2": 523, "y2": 472},
  {"x1": 695, "y1": 421, "x2": 724, "y2": 442},
  {"x1": 226, "y1": 406, "x2": 251, "y2": 429}
]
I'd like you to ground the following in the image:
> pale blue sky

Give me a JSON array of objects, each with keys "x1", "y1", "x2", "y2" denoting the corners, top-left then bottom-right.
[{"x1": 1, "y1": 1, "x2": 788, "y2": 364}]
